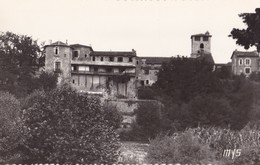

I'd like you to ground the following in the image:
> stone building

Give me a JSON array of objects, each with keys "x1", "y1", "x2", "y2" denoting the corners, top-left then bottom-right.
[
  {"x1": 191, "y1": 31, "x2": 212, "y2": 58},
  {"x1": 44, "y1": 41, "x2": 137, "y2": 98},
  {"x1": 136, "y1": 57, "x2": 170, "y2": 86},
  {"x1": 231, "y1": 50, "x2": 260, "y2": 76}
]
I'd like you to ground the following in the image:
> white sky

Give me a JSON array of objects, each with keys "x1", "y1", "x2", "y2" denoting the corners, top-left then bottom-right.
[{"x1": 0, "y1": 0, "x2": 259, "y2": 63}]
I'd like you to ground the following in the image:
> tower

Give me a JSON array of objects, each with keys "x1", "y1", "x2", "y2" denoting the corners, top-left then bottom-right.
[
  {"x1": 44, "y1": 41, "x2": 72, "y2": 83},
  {"x1": 191, "y1": 31, "x2": 212, "y2": 58}
]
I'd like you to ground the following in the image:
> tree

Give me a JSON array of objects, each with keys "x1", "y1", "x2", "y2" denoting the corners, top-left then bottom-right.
[
  {"x1": 21, "y1": 85, "x2": 120, "y2": 164},
  {"x1": 155, "y1": 56, "x2": 220, "y2": 103},
  {"x1": 0, "y1": 92, "x2": 23, "y2": 164},
  {"x1": 229, "y1": 8, "x2": 260, "y2": 52},
  {"x1": 0, "y1": 31, "x2": 44, "y2": 97}
]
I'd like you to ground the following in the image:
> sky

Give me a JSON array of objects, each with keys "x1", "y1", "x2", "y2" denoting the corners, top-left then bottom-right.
[{"x1": 0, "y1": 0, "x2": 259, "y2": 63}]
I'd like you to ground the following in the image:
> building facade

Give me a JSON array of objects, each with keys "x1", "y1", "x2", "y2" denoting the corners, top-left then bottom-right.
[
  {"x1": 136, "y1": 57, "x2": 170, "y2": 87},
  {"x1": 191, "y1": 31, "x2": 212, "y2": 58},
  {"x1": 44, "y1": 41, "x2": 137, "y2": 98},
  {"x1": 231, "y1": 50, "x2": 260, "y2": 76}
]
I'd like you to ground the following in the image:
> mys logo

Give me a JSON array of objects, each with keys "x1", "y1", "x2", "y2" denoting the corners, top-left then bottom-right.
[{"x1": 223, "y1": 149, "x2": 241, "y2": 159}]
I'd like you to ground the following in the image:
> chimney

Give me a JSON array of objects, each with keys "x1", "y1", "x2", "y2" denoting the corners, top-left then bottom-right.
[
  {"x1": 49, "y1": 40, "x2": 52, "y2": 44},
  {"x1": 66, "y1": 39, "x2": 68, "y2": 45}
]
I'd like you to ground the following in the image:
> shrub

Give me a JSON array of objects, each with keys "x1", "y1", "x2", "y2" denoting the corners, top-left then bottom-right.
[
  {"x1": 103, "y1": 103, "x2": 123, "y2": 129},
  {"x1": 146, "y1": 131, "x2": 216, "y2": 164},
  {"x1": 135, "y1": 101, "x2": 162, "y2": 139},
  {"x1": 0, "y1": 91, "x2": 23, "y2": 164},
  {"x1": 21, "y1": 85, "x2": 120, "y2": 164}
]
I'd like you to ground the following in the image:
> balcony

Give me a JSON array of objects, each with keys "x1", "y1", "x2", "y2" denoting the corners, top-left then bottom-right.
[
  {"x1": 71, "y1": 60, "x2": 136, "y2": 68},
  {"x1": 71, "y1": 70, "x2": 136, "y2": 77}
]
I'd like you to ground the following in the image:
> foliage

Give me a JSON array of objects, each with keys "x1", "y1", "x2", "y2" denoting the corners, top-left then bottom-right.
[
  {"x1": 0, "y1": 31, "x2": 43, "y2": 97},
  {"x1": 155, "y1": 56, "x2": 219, "y2": 103},
  {"x1": 135, "y1": 101, "x2": 162, "y2": 139},
  {"x1": 137, "y1": 87, "x2": 156, "y2": 100},
  {"x1": 183, "y1": 95, "x2": 233, "y2": 128},
  {"x1": 0, "y1": 91, "x2": 23, "y2": 164},
  {"x1": 103, "y1": 103, "x2": 123, "y2": 129},
  {"x1": 229, "y1": 8, "x2": 260, "y2": 52},
  {"x1": 146, "y1": 131, "x2": 216, "y2": 164},
  {"x1": 21, "y1": 85, "x2": 120, "y2": 164},
  {"x1": 146, "y1": 126, "x2": 260, "y2": 164}
]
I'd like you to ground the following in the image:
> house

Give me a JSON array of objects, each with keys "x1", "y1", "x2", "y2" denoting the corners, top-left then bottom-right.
[
  {"x1": 136, "y1": 57, "x2": 171, "y2": 86},
  {"x1": 231, "y1": 50, "x2": 260, "y2": 76},
  {"x1": 44, "y1": 41, "x2": 137, "y2": 98}
]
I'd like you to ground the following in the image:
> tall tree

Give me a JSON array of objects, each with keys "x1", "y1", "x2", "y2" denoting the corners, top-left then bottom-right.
[
  {"x1": 229, "y1": 8, "x2": 260, "y2": 52},
  {"x1": 0, "y1": 31, "x2": 44, "y2": 96}
]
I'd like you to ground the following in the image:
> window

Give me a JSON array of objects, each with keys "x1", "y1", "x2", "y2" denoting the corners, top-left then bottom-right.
[
  {"x1": 64, "y1": 54, "x2": 66, "y2": 57},
  {"x1": 55, "y1": 61, "x2": 61, "y2": 72},
  {"x1": 101, "y1": 57, "x2": 104, "y2": 61},
  {"x1": 195, "y1": 36, "x2": 200, "y2": 41},
  {"x1": 92, "y1": 56, "x2": 95, "y2": 61},
  {"x1": 73, "y1": 51, "x2": 79, "y2": 58},
  {"x1": 203, "y1": 36, "x2": 208, "y2": 41},
  {"x1": 94, "y1": 67, "x2": 98, "y2": 72},
  {"x1": 54, "y1": 47, "x2": 59, "y2": 55},
  {"x1": 200, "y1": 43, "x2": 204, "y2": 49},
  {"x1": 109, "y1": 57, "x2": 114, "y2": 62},
  {"x1": 129, "y1": 57, "x2": 133, "y2": 62},
  {"x1": 72, "y1": 80, "x2": 75, "y2": 84},
  {"x1": 146, "y1": 80, "x2": 149, "y2": 84},
  {"x1": 245, "y1": 58, "x2": 251, "y2": 66},
  {"x1": 118, "y1": 57, "x2": 123, "y2": 62},
  {"x1": 85, "y1": 54, "x2": 87, "y2": 58},
  {"x1": 238, "y1": 58, "x2": 243, "y2": 65},
  {"x1": 141, "y1": 80, "x2": 144, "y2": 86},
  {"x1": 136, "y1": 60, "x2": 139, "y2": 65},
  {"x1": 245, "y1": 67, "x2": 251, "y2": 74}
]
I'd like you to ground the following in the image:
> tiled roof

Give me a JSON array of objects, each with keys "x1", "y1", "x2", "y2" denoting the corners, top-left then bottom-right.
[
  {"x1": 191, "y1": 31, "x2": 212, "y2": 38},
  {"x1": 140, "y1": 57, "x2": 171, "y2": 64},
  {"x1": 70, "y1": 44, "x2": 93, "y2": 51},
  {"x1": 90, "y1": 51, "x2": 136, "y2": 57},
  {"x1": 231, "y1": 50, "x2": 259, "y2": 59}
]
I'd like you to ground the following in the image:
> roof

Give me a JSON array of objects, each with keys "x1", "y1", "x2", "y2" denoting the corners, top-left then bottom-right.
[
  {"x1": 230, "y1": 50, "x2": 259, "y2": 59},
  {"x1": 70, "y1": 44, "x2": 93, "y2": 51},
  {"x1": 140, "y1": 57, "x2": 171, "y2": 65},
  {"x1": 191, "y1": 31, "x2": 212, "y2": 39},
  {"x1": 90, "y1": 51, "x2": 136, "y2": 57},
  {"x1": 44, "y1": 41, "x2": 70, "y2": 48}
]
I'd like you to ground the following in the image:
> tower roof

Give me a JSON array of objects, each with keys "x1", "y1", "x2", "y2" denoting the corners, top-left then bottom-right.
[
  {"x1": 230, "y1": 50, "x2": 259, "y2": 59},
  {"x1": 44, "y1": 41, "x2": 70, "y2": 48},
  {"x1": 70, "y1": 44, "x2": 93, "y2": 51},
  {"x1": 191, "y1": 32, "x2": 212, "y2": 39}
]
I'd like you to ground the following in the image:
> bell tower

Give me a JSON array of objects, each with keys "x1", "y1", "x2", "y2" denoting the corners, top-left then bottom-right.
[{"x1": 191, "y1": 31, "x2": 212, "y2": 58}]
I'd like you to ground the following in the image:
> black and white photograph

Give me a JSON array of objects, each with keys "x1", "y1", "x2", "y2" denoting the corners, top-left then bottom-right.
[{"x1": 0, "y1": 0, "x2": 260, "y2": 164}]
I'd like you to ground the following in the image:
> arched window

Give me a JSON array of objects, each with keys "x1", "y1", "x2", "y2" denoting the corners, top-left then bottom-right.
[
  {"x1": 54, "y1": 47, "x2": 59, "y2": 55},
  {"x1": 238, "y1": 58, "x2": 243, "y2": 66},
  {"x1": 200, "y1": 43, "x2": 204, "y2": 49}
]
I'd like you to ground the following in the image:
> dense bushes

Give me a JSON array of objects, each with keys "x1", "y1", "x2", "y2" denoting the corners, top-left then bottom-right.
[
  {"x1": 119, "y1": 100, "x2": 162, "y2": 142},
  {"x1": 146, "y1": 126, "x2": 260, "y2": 164},
  {"x1": 20, "y1": 85, "x2": 120, "y2": 164},
  {"x1": 147, "y1": 130, "x2": 216, "y2": 164},
  {"x1": 0, "y1": 92, "x2": 23, "y2": 164}
]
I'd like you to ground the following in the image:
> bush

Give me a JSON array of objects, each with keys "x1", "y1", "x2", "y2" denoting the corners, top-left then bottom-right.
[
  {"x1": 146, "y1": 131, "x2": 216, "y2": 164},
  {"x1": 0, "y1": 91, "x2": 23, "y2": 164},
  {"x1": 135, "y1": 101, "x2": 162, "y2": 139},
  {"x1": 103, "y1": 103, "x2": 123, "y2": 129},
  {"x1": 21, "y1": 85, "x2": 120, "y2": 164}
]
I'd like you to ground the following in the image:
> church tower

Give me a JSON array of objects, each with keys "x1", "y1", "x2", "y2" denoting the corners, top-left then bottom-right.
[
  {"x1": 44, "y1": 41, "x2": 72, "y2": 83},
  {"x1": 191, "y1": 31, "x2": 212, "y2": 58}
]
